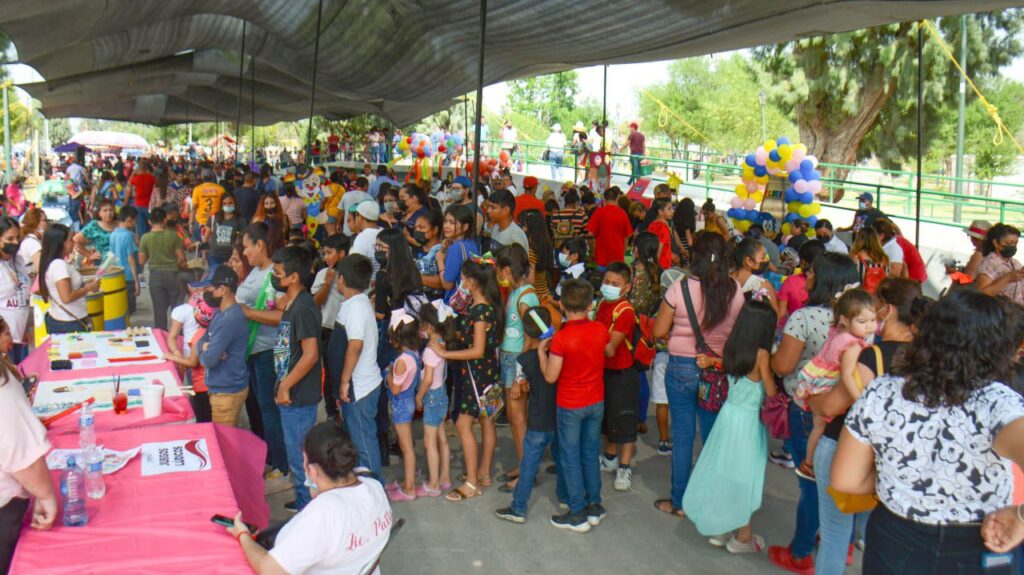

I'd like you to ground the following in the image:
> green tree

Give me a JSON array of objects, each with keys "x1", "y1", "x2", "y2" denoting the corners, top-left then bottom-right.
[
  {"x1": 508, "y1": 71, "x2": 583, "y2": 130},
  {"x1": 754, "y1": 11, "x2": 1024, "y2": 182},
  {"x1": 48, "y1": 118, "x2": 71, "y2": 146}
]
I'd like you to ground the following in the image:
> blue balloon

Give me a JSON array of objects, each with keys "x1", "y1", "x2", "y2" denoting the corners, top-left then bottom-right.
[
  {"x1": 784, "y1": 212, "x2": 800, "y2": 223},
  {"x1": 769, "y1": 149, "x2": 781, "y2": 162},
  {"x1": 804, "y1": 171, "x2": 820, "y2": 181},
  {"x1": 783, "y1": 188, "x2": 797, "y2": 203},
  {"x1": 754, "y1": 165, "x2": 767, "y2": 177},
  {"x1": 800, "y1": 159, "x2": 814, "y2": 173},
  {"x1": 805, "y1": 215, "x2": 818, "y2": 227},
  {"x1": 799, "y1": 192, "x2": 815, "y2": 204},
  {"x1": 727, "y1": 208, "x2": 739, "y2": 219},
  {"x1": 788, "y1": 171, "x2": 802, "y2": 184},
  {"x1": 745, "y1": 154, "x2": 757, "y2": 167},
  {"x1": 776, "y1": 136, "x2": 791, "y2": 146}
]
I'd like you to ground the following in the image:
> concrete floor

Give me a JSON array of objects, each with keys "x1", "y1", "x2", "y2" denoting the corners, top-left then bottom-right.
[{"x1": 132, "y1": 281, "x2": 863, "y2": 575}]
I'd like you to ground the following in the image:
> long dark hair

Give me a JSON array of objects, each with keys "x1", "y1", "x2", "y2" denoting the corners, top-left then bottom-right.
[
  {"x1": 518, "y1": 209, "x2": 553, "y2": 274},
  {"x1": 215, "y1": 190, "x2": 237, "y2": 223},
  {"x1": 633, "y1": 232, "x2": 661, "y2": 287},
  {"x1": 673, "y1": 197, "x2": 697, "y2": 237},
  {"x1": 377, "y1": 228, "x2": 422, "y2": 302},
  {"x1": 304, "y1": 420, "x2": 357, "y2": 481},
  {"x1": 461, "y1": 258, "x2": 505, "y2": 335},
  {"x1": 495, "y1": 243, "x2": 531, "y2": 283},
  {"x1": 896, "y1": 289, "x2": 1017, "y2": 407},
  {"x1": 688, "y1": 232, "x2": 736, "y2": 331},
  {"x1": 805, "y1": 252, "x2": 861, "y2": 307},
  {"x1": 445, "y1": 204, "x2": 474, "y2": 240},
  {"x1": 39, "y1": 223, "x2": 72, "y2": 304},
  {"x1": 982, "y1": 223, "x2": 1020, "y2": 257},
  {"x1": 732, "y1": 237, "x2": 763, "y2": 270},
  {"x1": 722, "y1": 299, "x2": 777, "y2": 377}
]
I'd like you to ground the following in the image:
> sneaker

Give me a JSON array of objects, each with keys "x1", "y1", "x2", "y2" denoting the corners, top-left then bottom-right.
[
  {"x1": 657, "y1": 441, "x2": 672, "y2": 456},
  {"x1": 284, "y1": 500, "x2": 297, "y2": 513},
  {"x1": 708, "y1": 533, "x2": 732, "y2": 547},
  {"x1": 613, "y1": 467, "x2": 632, "y2": 491},
  {"x1": 855, "y1": 539, "x2": 865, "y2": 551},
  {"x1": 600, "y1": 455, "x2": 619, "y2": 473},
  {"x1": 794, "y1": 460, "x2": 816, "y2": 481},
  {"x1": 585, "y1": 504, "x2": 606, "y2": 526},
  {"x1": 558, "y1": 501, "x2": 569, "y2": 511},
  {"x1": 495, "y1": 507, "x2": 526, "y2": 524},
  {"x1": 768, "y1": 545, "x2": 814, "y2": 575},
  {"x1": 726, "y1": 534, "x2": 766, "y2": 554},
  {"x1": 769, "y1": 448, "x2": 795, "y2": 469},
  {"x1": 550, "y1": 512, "x2": 591, "y2": 533},
  {"x1": 264, "y1": 469, "x2": 293, "y2": 495},
  {"x1": 416, "y1": 483, "x2": 442, "y2": 498}
]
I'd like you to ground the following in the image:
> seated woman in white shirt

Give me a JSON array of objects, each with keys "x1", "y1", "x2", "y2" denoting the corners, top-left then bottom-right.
[{"x1": 226, "y1": 421, "x2": 393, "y2": 575}]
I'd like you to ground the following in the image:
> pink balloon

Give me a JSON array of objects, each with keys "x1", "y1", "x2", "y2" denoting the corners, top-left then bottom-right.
[
  {"x1": 730, "y1": 197, "x2": 743, "y2": 208},
  {"x1": 745, "y1": 180, "x2": 758, "y2": 193},
  {"x1": 755, "y1": 148, "x2": 769, "y2": 165},
  {"x1": 791, "y1": 147, "x2": 806, "y2": 164},
  {"x1": 784, "y1": 159, "x2": 799, "y2": 173},
  {"x1": 767, "y1": 167, "x2": 780, "y2": 176},
  {"x1": 806, "y1": 155, "x2": 819, "y2": 168},
  {"x1": 808, "y1": 180, "x2": 823, "y2": 194},
  {"x1": 794, "y1": 180, "x2": 809, "y2": 194},
  {"x1": 743, "y1": 198, "x2": 757, "y2": 210}
]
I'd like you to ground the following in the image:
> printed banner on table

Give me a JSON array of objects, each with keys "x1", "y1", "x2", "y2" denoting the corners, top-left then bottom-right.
[{"x1": 140, "y1": 439, "x2": 212, "y2": 476}]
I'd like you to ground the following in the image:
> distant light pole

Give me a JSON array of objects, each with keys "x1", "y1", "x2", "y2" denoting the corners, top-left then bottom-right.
[
  {"x1": 953, "y1": 14, "x2": 968, "y2": 223},
  {"x1": 758, "y1": 91, "x2": 767, "y2": 143}
]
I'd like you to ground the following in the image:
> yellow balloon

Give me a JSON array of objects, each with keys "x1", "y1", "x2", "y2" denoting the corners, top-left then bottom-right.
[
  {"x1": 764, "y1": 139, "x2": 777, "y2": 151},
  {"x1": 795, "y1": 143, "x2": 808, "y2": 154},
  {"x1": 742, "y1": 165, "x2": 755, "y2": 178},
  {"x1": 731, "y1": 218, "x2": 743, "y2": 229},
  {"x1": 787, "y1": 201, "x2": 802, "y2": 213},
  {"x1": 736, "y1": 220, "x2": 752, "y2": 232},
  {"x1": 756, "y1": 175, "x2": 769, "y2": 185},
  {"x1": 798, "y1": 204, "x2": 815, "y2": 219},
  {"x1": 781, "y1": 222, "x2": 792, "y2": 236},
  {"x1": 750, "y1": 192, "x2": 764, "y2": 203},
  {"x1": 807, "y1": 228, "x2": 816, "y2": 238},
  {"x1": 778, "y1": 144, "x2": 793, "y2": 159},
  {"x1": 808, "y1": 202, "x2": 822, "y2": 216},
  {"x1": 735, "y1": 184, "x2": 748, "y2": 199}
]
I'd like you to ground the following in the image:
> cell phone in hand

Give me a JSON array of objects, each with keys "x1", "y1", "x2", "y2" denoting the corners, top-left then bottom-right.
[{"x1": 211, "y1": 514, "x2": 258, "y2": 533}]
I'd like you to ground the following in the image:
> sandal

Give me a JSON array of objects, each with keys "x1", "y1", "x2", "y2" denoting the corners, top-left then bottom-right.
[
  {"x1": 416, "y1": 482, "x2": 443, "y2": 497},
  {"x1": 495, "y1": 469, "x2": 520, "y2": 483},
  {"x1": 794, "y1": 460, "x2": 816, "y2": 481},
  {"x1": 654, "y1": 498, "x2": 686, "y2": 518},
  {"x1": 477, "y1": 474, "x2": 493, "y2": 488},
  {"x1": 445, "y1": 482, "x2": 482, "y2": 502}
]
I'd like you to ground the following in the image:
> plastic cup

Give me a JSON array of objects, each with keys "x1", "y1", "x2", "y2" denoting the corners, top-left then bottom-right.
[
  {"x1": 113, "y1": 392, "x2": 128, "y2": 414},
  {"x1": 141, "y1": 385, "x2": 164, "y2": 418}
]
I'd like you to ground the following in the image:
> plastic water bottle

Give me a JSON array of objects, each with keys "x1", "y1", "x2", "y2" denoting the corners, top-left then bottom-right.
[
  {"x1": 61, "y1": 456, "x2": 88, "y2": 527},
  {"x1": 84, "y1": 445, "x2": 105, "y2": 499},
  {"x1": 79, "y1": 404, "x2": 96, "y2": 451}
]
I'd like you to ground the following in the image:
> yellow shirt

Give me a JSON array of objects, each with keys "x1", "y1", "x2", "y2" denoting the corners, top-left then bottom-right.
[
  {"x1": 191, "y1": 182, "x2": 224, "y2": 226},
  {"x1": 324, "y1": 183, "x2": 345, "y2": 218}
]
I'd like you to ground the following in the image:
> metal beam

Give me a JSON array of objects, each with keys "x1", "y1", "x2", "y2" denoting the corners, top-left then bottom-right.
[
  {"x1": 305, "y1": 0, "x2": 324, "y2": 165},
  {"x1": 915, "y1": 22, "x2": 924, "y2": 248},
  {"x1": 235, "y1": 20, "x2": 246, "y2": 165},
  {"x1": 471, "y1": 0, "x2": 487, "y2": 218}
]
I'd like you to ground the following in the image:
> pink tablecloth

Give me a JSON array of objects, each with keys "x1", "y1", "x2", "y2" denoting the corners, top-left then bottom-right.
[
  {"x1": 22, "y1": 329, "x2": 195, "y2": 433},
  {"x1": 10, "y1": 423, "x2": 269, "y2": 574}
]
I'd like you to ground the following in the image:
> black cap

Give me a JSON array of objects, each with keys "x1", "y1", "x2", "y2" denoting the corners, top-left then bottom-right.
[{"x1": 210, "y1": 266, "x2": 238, "y2": 291}]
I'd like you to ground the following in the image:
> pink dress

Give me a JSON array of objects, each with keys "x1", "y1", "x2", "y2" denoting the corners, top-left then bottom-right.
[{"x1": 794, "y1": 327, "x2": 870, "y2": 409}]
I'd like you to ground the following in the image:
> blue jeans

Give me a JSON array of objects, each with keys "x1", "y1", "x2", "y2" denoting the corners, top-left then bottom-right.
[
  {"x1": 785, "y1": 401, "x2": 819, "y2": 559},
  {"x1": 814, "y1": 435, "x2": 868, "y2": 575},
  {"x1": 44, "y1": 314, "x2": 90, "y2": 335},
  {"x1": 665, "y1": 355, "x2": 717, "y2": 507},
  {"x1": 250, "y1": 350, "x2": 288, "y2": 473},
  {"x1": 511, "y1": 429, "x2": 567, "y2": 516},
  {"x1": 629, "y1": 154, "x2": 643, "y2": 184},
  {"x1": 549, "y1": 154, "x2": 564, "y2": 181},
  {"x1": 342, "y1": 386, "x2": 383, "y2": 479},
  {"x1": 637, "y1": 370, "x2": 650, "y2": 424},
  {"x1": 557, "y1": 402, "x2": 604, "y2": 516},
  {"x1": 135, "y1": 206, "x2": 150, "y2": 236},
  {"x1": 279, "y1": 404, "x2": 318, "y2": 511}
]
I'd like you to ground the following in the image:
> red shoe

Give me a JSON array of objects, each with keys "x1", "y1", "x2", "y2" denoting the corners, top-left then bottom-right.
[
  {"x1": 847, "y1": 543, "x2": 854, "y2": 566},
  {"x1": 768, "y1": 546, "x2": 815, "y2": 575}
]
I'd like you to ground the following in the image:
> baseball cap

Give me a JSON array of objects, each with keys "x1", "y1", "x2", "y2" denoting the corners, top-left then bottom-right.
[
  {"x1": 523, "y1": 176, "x2": 539, "y2": 188},
  {"x1": 210, "y1": 266, "x2": 239, "y2": 291},
  {"x1": 964, "y1": 219, "x2": 992, "y2": 240},
  {"x1": 857, "y1": 192, "x2": 874, "y2": 203},
  {"x1": 349, "y1": 200, "x2": 380, "y2": 221},
  {"x1": 629, "y1": 122, "x2": 639, "y2": 129},
  {"x1": 453, "y1": 175, "x2": 472, "y2": 188},
  {"x1": 187, "y1": 279, "x2": 212, "y2": 290}
]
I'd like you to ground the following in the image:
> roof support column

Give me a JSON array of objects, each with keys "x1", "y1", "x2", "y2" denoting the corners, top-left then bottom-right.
[
  {"x1": 235, "y1": 20, "x2": 246, "y2": 165},
  {"x1": 471, "y1": 0, "x2": 488, "y2": 217},
  {"x1": 305, "y1": 0, "x2": 324, "y2": 166},
  {"x1": 914, "y1": 22, "x2": 923, "y2": 248},
  {"x1": 251, "y1": 53, "x2": 256, "y2": 167}
]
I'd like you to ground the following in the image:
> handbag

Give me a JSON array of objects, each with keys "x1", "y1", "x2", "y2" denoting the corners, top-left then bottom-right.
[
  {"x1": 47, "y1": 290, "x2": 93, "y2": 332},
  {"x1": 827, "y1": 344, "x2": 883, "y2": 514},
  {"x1": 468, "y1": 361, "x2": 504, "y2": 419},
  {"x1": 760, "y1": 393, "x2": 790, "y2": 439},
  {"x1": 541, "y1": 149, "x2": 550, "y2": 162},
  {"x1": 448, "y1": 242, "x2": 473, "y2": 315},
  {"x1": 680, "y1": 277, "x2": 728, "y2": 412}
]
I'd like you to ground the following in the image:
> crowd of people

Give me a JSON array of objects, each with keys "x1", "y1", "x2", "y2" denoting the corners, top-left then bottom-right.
[{"x1": 3, "y1": 148, "x2": 1024, "y2": 574}]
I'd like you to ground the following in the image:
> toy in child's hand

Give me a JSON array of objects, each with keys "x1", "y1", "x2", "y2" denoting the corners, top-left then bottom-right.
[{"x1": 528, "y1": 310, "x2": 555, "y2": 340}]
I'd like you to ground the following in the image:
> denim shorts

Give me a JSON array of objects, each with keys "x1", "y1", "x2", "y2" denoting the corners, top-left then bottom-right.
[
  {"x1": 421, "y1": 386, "x2": 448, "y2": 427},
  {"x1": 499, "y1": 350, "x2": 519, "y2": 389},
  {"x1": 390, "y1": 394, "x2": 415, "y2": 424}
]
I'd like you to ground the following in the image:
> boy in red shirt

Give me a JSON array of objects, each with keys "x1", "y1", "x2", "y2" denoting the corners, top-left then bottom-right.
[
  {"x1": 585, "y1": 189, "x2": 632, "y2": 267},
  {"x1": 595, "y1": 262, "x2": 639, "y2": 492},
  {"x1": 539, "y1": 279, "x2": 609, "y2": 533}
]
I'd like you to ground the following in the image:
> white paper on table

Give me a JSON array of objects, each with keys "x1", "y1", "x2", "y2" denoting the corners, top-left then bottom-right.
[
  {"x1": 140, "y1": 439, "x2": 212, "y2": 476},
  {"x1": 32, "y1": 370, "x2": 183, "y2": 416},
  {"x1": 46, "y1": 446, "x2": 141, "y2": 475}
]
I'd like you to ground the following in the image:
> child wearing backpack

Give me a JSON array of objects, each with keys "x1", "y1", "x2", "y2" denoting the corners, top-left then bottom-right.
[
  {"x1": 596, "y1": 262, "x2": 639, "y2": 492},
  {"x1": 682, "y1": 298, "x2": 778, "y2": 553}
]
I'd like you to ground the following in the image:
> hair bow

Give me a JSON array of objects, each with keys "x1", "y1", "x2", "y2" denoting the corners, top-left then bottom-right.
[
  {"x1": 389, "y1": 309, "x2": 417, "y2": 332},
  {"x1": 834, "y1": 282, "x2": 861, "y2": 300},
  {"x1": 430, "y1": 299, "x2": 455, "y2": 322},
  {"x1": 471, "y1": 251, "x2": 496, "y2": 266},
  {"x1": 751, "y1": 287, "x2": 771, "y2": 303}
]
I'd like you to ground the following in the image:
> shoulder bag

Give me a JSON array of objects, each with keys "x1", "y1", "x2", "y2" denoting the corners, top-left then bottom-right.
[{"x1": 679, "y1": 277, "x2": 728, "y2": 412}]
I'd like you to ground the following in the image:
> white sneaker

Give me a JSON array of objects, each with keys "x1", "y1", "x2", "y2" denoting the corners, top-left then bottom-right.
[
  {"x1": 708, "y1": 533, "x2": 732, "y2": 547},
  {"x1": 600, "y1": 455, "x2": 619, "y2": 474},
  {"x1": 613, "y1": 466, "x2": 632, "y2": 491},
  {"x1": 726, "y1": 534, "x2": 766, "y2": 554}
]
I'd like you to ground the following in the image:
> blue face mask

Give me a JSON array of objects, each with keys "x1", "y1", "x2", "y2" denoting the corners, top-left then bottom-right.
[
  {"x1": 600, "y1": 284, "x2": 622, "y2": 301},
  {"x1": 558, "y1": 252, "x2": 572, "y2": 268}
]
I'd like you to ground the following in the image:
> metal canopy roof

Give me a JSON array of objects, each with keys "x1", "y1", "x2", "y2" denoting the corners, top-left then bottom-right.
[{"x1": 1, "y1": 0, "x2": 1018, "y2": 126}]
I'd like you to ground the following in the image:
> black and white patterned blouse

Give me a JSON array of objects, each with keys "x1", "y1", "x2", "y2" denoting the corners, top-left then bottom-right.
[{"x1": 846, "y1": 375, "x2": 1024, "y2": 525}]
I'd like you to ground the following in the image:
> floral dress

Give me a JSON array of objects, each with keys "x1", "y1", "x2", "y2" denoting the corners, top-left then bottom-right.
[{"x1": 454, "y1": 303, "x2": 499, "y2": 418}]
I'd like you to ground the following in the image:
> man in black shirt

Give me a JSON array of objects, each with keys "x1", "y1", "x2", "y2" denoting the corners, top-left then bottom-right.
[{"x1": 839, "y1": 192, "x2": 884, "y2": 238}]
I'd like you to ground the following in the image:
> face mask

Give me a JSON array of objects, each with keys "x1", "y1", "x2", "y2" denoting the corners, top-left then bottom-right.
[
  {"x1": 498, "y1": 277, "x2": 512, "y2": 288},
  {"x1": 203, "y1": 291, "x2": 222, "y2": 308},
  {"x1": 450, "y1": 189, "x2": 464, "y2": 202},
  {"x1": 858, "y1": 201, "x2": 868, "y2": 210},
  {"x1": 222, "y1": 205, "x2": 236, "y2": 214},
  {"x1": 384, "y1": 201, "x2": 398, "y2": 214},
  {"x1": 755, "y1": 261, "x2": 770, "y2": 275},
  {"x1": 600, "y1": 284, "x2": 622, "y2": 300},
  {"x1": 558, "y1": 252, "x2": 572, "y2": 268},
  {"x1": 265, "y1": 208, "x2": 276, "y2": 215},
  {"x1": 270, "y1": 275, "x2": 285, "y2": 292},
  {"x1": 817, "y1": 234, "x2": 831, "y2": 243},
  {"x1": 396, "y1": 199, "x2": 408, "y2": 212},
  {"x1": 374, "y1": 250, "x2": 388, "y2": 267},
  {"x1": 1, "y1": 242, "x2": 18, "y2": 256},
  {"x1": 303, "y1": 474, "x2": 318, "y2": 491},
  {"x1": 412, "y1": 230, "x2": 428, "y2": 246},
  {"x1": 457, "y1": 284, "x2": 471, "y2": 298},
  {"x1": 1000, "y1": 245, "x2": 1017, "y2": 259}
]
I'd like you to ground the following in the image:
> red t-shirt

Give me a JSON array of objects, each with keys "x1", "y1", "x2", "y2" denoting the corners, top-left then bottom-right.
[
  {"x1": 550, "y1": 319, "x2": 609, "y2": 409},
  {"x1": 596, "y1": 299, "x2": 635, "y2": 370},
  {"x1": 647, "y1": 220, "x2": 673, "y2": 269},
  {"x1": 895, "y1": 235, "x2": 927, "y2": 282},
  {"x1": 585, "y1": 204, "x2": 633, "y2": 266},
  {"x1": 130, "y1": 172, "x2": 156, "y2": 208},
  {"x1": 514, "y1": 193, "x2": 547, "y2": 221}
]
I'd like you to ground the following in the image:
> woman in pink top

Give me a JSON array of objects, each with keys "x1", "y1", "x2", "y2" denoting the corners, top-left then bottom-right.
[
  {"x1": 651, "y1": 232, "x2": 744, "y2": 517},
  {"x1": 279, "y1": 183, "x2": 307, "y2": 232},
  {"x1": 776, "y1": 240, "x2": 825, "y2": 327},
  {"x1": 3, "y1": 176, "x2": 26, "y2": 218}
]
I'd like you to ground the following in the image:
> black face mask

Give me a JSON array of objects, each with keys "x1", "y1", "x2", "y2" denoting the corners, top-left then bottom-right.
[
  {"x1": 1000, "y1": 245, "x2": 1018, "y2": 259},
  {"x1": 412, "y1": 230, "x2": 428, "y2": 246},
  {"x1": 755, "y1": 261, "x2": 770, "y2": 275},
  {"x1": 203, "y1": 291, "x2": 222, "y2": 308},
  {"x1": 817, "y1": 234, "x2": 831, "y2": 243},
  {"x1": 1, "y1": 242, "x2": 18, "y2": 256},
  {"x1": 270, "y1": 275, "x2": 285, "y2": 292},
  {"x1": 374, "y1": 250, "x2": 388, "y2": 267},
  {"x1": 396, "y1": 199, "x2": 408, "y2": 213}
]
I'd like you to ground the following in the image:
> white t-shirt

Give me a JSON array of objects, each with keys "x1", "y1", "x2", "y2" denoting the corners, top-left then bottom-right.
[
  {"x1": 883, "y1": 237, "x2": 904, "y2": 267},
  {"x1": 269, "y1": 477, "x2": 392, "y2": 575},
  {"x1": 0, "y1": 256, "x2": 31, "y2": 344},
  {"x1": 170, "y1": 303, "x2": 199, "y2": 358},
  {"x1": 312, "y1": 267, "x2": 346, "y2": 329},
  {"x1": 340, "y1": 191, "x2": 371, "y2": 236},
  {"x1": 351, "y1": 227, "x2": 381, "y2": 282},
  {"x1": 17, "y1": 234, "x2": 42, "y2": 276},
  {"x1": 0, "y1": 372, "x2": 51, "y2": 508},
  {"x1": 44, "y1": 259, "x2": 86, "y2": 322},
  {"x1": 336, "y1": 293, "x2": 381, "y2": 401},
  {"x1": 823, "y1": 235, "x2": 849, "y2": 255}
]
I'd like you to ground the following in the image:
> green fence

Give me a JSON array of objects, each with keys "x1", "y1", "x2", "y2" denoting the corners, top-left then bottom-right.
[{"x1": 479, "y1": 139, "x2": 1024, "y2": 230}]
